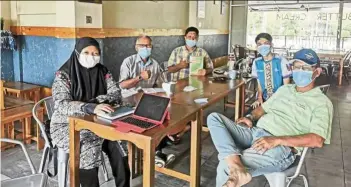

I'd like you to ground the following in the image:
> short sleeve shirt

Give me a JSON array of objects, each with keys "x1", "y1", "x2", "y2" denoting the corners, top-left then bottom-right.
[
  {"x1": 167, "y1": 46, "x2": 213, "y2": 81},
  {"x1": 258, "y1": 84, "x2": 333, "y2": 150}
]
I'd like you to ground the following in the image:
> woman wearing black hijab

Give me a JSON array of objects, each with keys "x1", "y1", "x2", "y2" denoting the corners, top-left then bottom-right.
[{"x1": 50, "y1": 37, "x2": 130, "y2": 187}]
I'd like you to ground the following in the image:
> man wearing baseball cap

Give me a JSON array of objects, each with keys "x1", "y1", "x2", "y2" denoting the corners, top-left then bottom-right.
[{"x1": 207, "y1": 48, "x2": 333, "y2": 187}]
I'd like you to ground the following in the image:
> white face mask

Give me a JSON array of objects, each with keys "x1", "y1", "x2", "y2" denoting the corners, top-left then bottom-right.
[{"x1": 79, "y1": 54, "x2": 100, "y2": 68}]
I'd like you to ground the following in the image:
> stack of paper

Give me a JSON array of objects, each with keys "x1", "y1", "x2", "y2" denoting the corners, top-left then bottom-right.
[{"x1": 142, "y1": 88, "x2": 165, "y2": 94}]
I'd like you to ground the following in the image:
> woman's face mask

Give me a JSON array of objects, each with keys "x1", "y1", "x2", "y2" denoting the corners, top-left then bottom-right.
[{"x1": 77, "y1": 50, "x2": 100, "y2": 68}]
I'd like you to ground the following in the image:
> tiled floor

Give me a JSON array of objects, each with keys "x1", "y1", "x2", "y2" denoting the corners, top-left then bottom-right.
[{"x1": 1, "y1": 83, "x2": 351, "y2": 187}]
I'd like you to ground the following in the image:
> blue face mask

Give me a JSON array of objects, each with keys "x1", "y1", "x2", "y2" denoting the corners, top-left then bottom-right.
[
  {"x1": 185, "y1": 39, "x2": 197, "y2": 48},
  {"x1": 292, "y1": 69, "x2": 316, "y2": 87},
  {"x1": 138, "y1": 47, "x2": 152, "y2": 59},
  {"x1": 257, "y1": 44, "x2": 271, "y2": 57}
]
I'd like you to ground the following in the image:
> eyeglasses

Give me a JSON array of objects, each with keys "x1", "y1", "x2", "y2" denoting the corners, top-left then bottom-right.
[
  {"x1": 292, "y1": 62, "x2": 315, "y2": 71},
  {"x1": 136, "y1": 44, "x2": 152, "y2": 48}
]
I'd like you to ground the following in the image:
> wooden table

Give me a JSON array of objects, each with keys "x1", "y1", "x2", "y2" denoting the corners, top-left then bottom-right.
[
  {"x1": 69, "y1": 103, "x2": 202, "y2": 187},
  {"x1": 1, "y1": 104, "x2": 44, "y2": 150},
  {"x1": 4, "y1": 81, "x2": 42, "y2": 103},
  {"x1": 171, "y1": 76, "x2": 246, "y2": 121},
  {"x1": 4, "y1": 95, "x2": 34, "y2": 109}
]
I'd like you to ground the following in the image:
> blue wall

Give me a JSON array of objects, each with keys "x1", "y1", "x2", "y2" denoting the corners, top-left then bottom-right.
[
  {"x1": 7, "y1": 34, "x2": 228, "y2": 87},
  {"x1": 1, "y1": 49, "x2": 14, "y2": 81}
]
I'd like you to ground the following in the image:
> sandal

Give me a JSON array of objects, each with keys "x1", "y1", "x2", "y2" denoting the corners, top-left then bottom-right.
[{"x1": 165, "y1": 135, "x2": 180, "y2": 146}]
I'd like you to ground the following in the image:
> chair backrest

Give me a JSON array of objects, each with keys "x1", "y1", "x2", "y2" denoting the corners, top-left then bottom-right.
[
  {"x1": 343, "y1": 50, "x2": 351, "y2": 68},
  {"x1": 318, "y1": 84, "x2": 330, "y2": 95},
  {"x1": 0, "y1": 138, "x2": 37, "y2": 174},
  {"x1": 32, "y1": 96, "x2": 54, "y2": 147}
]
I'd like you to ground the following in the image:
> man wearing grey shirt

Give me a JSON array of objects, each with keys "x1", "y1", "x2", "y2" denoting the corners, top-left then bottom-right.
[
  {"x1": 118, "y1": 35, "x2": 174, "y2": 167},
  {"x1": 119, "y1": 35, "x2": 164, "y2": 91}
]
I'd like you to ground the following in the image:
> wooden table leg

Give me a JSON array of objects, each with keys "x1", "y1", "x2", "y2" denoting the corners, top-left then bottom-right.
[
  {"x1": 69, "y1": 118, "x2": 80, "y2": 187},
  {"x1": 339, "y1": 58, "x2": 344, "y2": 86},
  {"x1": 128, "y1": 142, "x2": 136, "y2": 178},
  {"x1": 142, "y1": 139, "x2": 155, "y2": 187},
  {"x1": 1, "y1": 123, "x2": 6, "y2": 151},
  {"x1": 234, "y1": 88, "x2": 240, "y2": 121},
  {"x1": 36, "y1": 110, "x2": 44, "y2": 150},
  {"x1": 25, "y1": 117, "x2": 32, "y2": 144},
  {"x1": 190, "y1": 110, "x2": 202, "y2": 187}
]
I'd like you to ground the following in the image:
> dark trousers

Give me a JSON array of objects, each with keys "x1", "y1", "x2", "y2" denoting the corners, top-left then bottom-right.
[{"x1": 80, "y1": 140, "x2": 130, "y2": 187}]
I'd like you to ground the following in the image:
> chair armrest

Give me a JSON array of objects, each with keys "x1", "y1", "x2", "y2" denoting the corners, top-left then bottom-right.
[{"x1": 0, "y1": 138, "x2": 36, "y2": 174}]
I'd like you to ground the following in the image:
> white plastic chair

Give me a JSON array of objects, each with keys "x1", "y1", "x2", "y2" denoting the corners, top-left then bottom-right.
[
  {"x1": 0, "y1": 138, "x2": 48, "y2": 187},
  {"x1": 264, "y1": 147, "x2": 309, "y2": 187},
  {"x1": 32, "y1": 96, "x2": 109, "y2": 187}
]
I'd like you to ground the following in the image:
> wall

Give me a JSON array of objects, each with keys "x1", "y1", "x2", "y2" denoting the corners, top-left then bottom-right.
[
  {"x1": 1, "y1": 1, "x2": 11, "y2": 30},
  {"x1": 102, "y1": 1, "x2": 189, "y2": 29},
  {"x1": 5, "y1": 0, "x2": 230, "y2": 87},
  {"x1": 230, "y1": 1, "x2": 248, "y2": 46},
  {"x1": 189, "y1": 1, "x2": 229, "y2": 30},
  {"x1": 10, "y1": 1, "x2": 56, "y2": 27},
  {"x1": 75, "y1": 1, "x2": 102, "y2": 28},
  {"x1": 1, "y1": 1, "x2": 15, "y2": 81}
]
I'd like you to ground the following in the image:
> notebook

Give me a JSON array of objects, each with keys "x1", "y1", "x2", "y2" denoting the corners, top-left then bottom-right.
[
  {"x1": 97, "y1": 106, "x2": 135, "y2": 121},
  {"x1": 189, "y1": 56, "x2": 204, "y2": 75},
  {"x1": 113, "y1": 94, "x2": 170, "y2": 133}
]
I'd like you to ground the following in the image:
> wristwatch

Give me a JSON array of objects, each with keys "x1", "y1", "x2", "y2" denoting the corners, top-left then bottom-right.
[{"x1": 245, "y1": 114, "x2": 254, "y2": 122}]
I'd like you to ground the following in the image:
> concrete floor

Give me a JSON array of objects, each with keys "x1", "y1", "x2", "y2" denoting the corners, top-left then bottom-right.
[{"x1": 1, "y1": 83, "x2": 351, "y2": 187}]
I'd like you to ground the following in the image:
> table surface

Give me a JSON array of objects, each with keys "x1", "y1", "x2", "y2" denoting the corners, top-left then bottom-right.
[
  {"x1": 4, "y1": 82, "x2": 41, "y2": 91},
  {"x1": 70, "y1": 101, "x2": 200, "y2": 141},
  {"x1": 4, "y1": 95, "x2": 34, "y2": 109},
  {"x1": 170, "y1": 76, "x2": 245, "y2": 107}
]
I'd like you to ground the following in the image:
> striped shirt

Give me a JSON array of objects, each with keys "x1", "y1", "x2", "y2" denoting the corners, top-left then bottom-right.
[
  {"x1": 167, "y1": 46, "x2": 213, "y2": 81},
  {"x1": 119, "y1": 54, "x2": 165, "y2": 91}
]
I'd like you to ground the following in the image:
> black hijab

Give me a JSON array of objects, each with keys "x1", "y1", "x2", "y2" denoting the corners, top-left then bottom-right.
[{"x1": 59, "y1": 37, "x2": 108, "y2": 102}]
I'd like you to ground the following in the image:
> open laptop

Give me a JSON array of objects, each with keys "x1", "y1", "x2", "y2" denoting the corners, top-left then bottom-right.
[{"x1": 112, "y1": 93, "x2": 170, "y2": 133}]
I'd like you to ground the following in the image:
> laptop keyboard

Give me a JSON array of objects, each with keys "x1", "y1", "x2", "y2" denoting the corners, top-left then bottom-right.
[{"x1": 121, "y1": 117, "x2": 156, "y2": 129}]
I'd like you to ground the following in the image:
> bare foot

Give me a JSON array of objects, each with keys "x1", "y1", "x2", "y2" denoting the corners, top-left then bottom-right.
[{"x1": 223, "y1": 164, "x2": 251, "y2": 187}]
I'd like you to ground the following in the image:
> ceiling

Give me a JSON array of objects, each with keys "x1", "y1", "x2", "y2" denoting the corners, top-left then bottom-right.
[{"x1": 247, "y1": 0, "x2": 347, "y2": 11}]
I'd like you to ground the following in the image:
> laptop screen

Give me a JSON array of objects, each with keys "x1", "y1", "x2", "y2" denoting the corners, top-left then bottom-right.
[{"x1": 134, "y1": 94, "x2": 170, "y2": 122}]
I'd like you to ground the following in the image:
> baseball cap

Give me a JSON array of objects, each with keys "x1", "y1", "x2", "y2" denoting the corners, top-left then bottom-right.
[{"x1": 290, "y1": 48, "x2": 320, "y2": 66}]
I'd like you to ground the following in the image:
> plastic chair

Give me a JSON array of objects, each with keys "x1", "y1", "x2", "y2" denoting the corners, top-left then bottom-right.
[
  {"x1": 32, "y1": 96, "x2": 109, "y2": 187},
  {"x1": 264, "y1": 147, "x2": 309, "y2": 187},
  {"x1": 0, "y1": 138, "x2": 48, "y2": 187},
  {"x1": 318, "y1": 84, "x2": 330, "y2": 95}
]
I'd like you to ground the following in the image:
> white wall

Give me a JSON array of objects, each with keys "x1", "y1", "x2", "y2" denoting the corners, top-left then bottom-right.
[
  {"x1": 102, "y1": 1, "x2": 189, "y2": 29},
  {"x1": 56, "y1": 1, "x2": 75, "y2": 28},
  {"x1": 75, "y1": 1, "x2": 102, "y2": 28},
  {"x1": 11, "y1": 1, "x2": 56, "y2": 26},
  {"x1": 189, "y1": 1, "x2": 229, "y2": 30}
]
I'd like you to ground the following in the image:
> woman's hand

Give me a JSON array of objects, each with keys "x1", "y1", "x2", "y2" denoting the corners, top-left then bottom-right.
[{"x1": 93, "y1": 104, "x2": 114, "y2": 115}]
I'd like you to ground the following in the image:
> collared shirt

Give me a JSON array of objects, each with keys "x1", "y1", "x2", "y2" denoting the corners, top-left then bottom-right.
[
  {"x1": 251, "y1": 55, "x2": 292, "y2": 100},
  {"x1": 167, "y1": 46, "x2": 213, "y2": 81},
  {"x1": 119, "y1": 54, "x2": 165, "y2": 90},
  {"x1": 258, "y1": 84, "x2": 333, "y2": 151}
]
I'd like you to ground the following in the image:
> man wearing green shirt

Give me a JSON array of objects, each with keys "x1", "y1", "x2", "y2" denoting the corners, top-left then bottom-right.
[{"x1": 207, "y1": 48, "x2": 333, "y2": 187}]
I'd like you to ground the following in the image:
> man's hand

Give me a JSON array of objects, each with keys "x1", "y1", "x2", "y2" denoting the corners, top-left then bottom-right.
[
  {"x1": 140, "y1": 70, "x2": 151, "y2": 80},
  {"x1": 179, "y1": 60, "x2": 189, "y2": 69},
  {"x1": 251, "y1": 97, "x2": 263, "y2": 109},
  {"x1": 196, "y1": 69, "x2": 207, "y2": 76},
  {"x1": 252, "y1": 137, "x2": 280, "y2": 154},
  {"x1": 236, "y1": 117, "x2": 253, "y2": 128}
]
